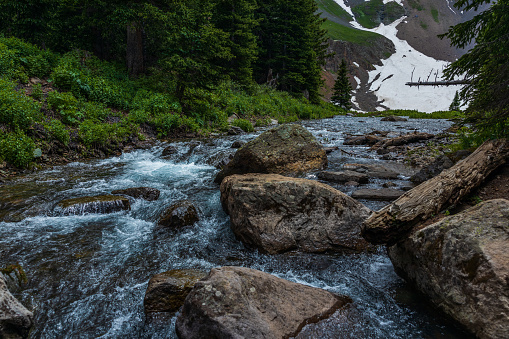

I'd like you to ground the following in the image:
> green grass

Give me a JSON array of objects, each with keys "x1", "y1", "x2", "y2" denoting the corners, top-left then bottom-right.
[
  {"x1": 321, "y1": 20, "x2": 382, "y2": 45},
  {"x1": 408, "y1": 0, "x2": 424, "y2": 11},
  {"x1": 431, "y1": 8, "x2": 439, "y2": 23},
  {"x1": 420, "y1": 21, "x2": 428, "y2": 30},
  {"x1": 315, "y1": 0, "x2": 352, "y2": 21},
  {"x1": 351, "y1": 0, "x2": 405, "y2": 29}
]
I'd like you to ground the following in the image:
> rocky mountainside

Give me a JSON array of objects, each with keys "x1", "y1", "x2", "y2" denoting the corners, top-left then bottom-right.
[{"x1": 317, "y1": 0, "x2": 487, "y2": 111}]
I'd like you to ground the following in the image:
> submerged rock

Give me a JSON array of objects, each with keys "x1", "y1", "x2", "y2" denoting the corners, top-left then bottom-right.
[
  {"x1": 175, "y1": 266, "x2": 351, "y2": 339},
  {"x1": 158, "y1": 200, "x2": 199, "y2": 228},
  {"x1": 54, "y1": 195, "x2": 130, "y2": 215},
  {"x1": 215, "y1": 124, "x2": 327, "y2": 183},
  {"x1": 389, "y1": 199, "x2": 509, "y2": 339},
  {"x1": 112, "y1": 187, "x2": 160, "y2": 201},
  {"x1": 0, "y1": 274, "x2": 33, "y2": 339},
  {"x1": 144, "y1": 269, "x2": 208, "y2": 314},
  {"x1": 381, "y1": 115, "x2": 407, "y2": 122},
  {"x1": 220, "y1": 174, "x2": 373, "y2": 254}
]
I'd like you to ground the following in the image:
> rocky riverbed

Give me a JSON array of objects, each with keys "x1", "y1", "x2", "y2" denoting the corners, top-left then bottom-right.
[{"x1": 1, "y1": 115, "x2": 490, "y2": 338}]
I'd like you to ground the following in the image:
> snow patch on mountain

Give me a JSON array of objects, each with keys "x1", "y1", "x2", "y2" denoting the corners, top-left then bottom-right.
[{"x1": 352, "y1": 17, "x2": 458, "y2": 112}]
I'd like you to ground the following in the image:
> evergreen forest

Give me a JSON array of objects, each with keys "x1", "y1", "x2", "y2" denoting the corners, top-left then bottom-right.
[{"x1": 0, "y1": 0, "x2": 340, "y2": 168}]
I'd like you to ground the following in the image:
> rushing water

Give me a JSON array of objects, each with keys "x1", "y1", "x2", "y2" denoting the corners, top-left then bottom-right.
[{"x1": 0, "y1": 116, "x2": 473, "y2": 338}]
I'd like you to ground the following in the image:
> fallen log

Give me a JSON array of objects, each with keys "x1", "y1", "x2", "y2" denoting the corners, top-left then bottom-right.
[
  {"x1": 371, "y1": 133, "x2": 434, "y2": 150},
  {"x1": 361, "y1": 139, "x2": 509, "y2": 245}
]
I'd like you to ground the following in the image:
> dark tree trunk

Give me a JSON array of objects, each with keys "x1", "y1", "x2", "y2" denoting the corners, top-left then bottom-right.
[{"x1": 126, "y1": 21, "x2": 144, "y2": 78}]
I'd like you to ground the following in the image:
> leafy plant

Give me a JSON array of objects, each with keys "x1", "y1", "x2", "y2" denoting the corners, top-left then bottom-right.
[
  {"x1": 0, "y1": 131, "x2": 35, "y2": 168},
  {"x1": 232, "y1": 118, "x2": 254, "y2": 132}
]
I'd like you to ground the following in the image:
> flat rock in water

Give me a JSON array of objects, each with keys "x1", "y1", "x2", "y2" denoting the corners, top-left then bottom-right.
[
  {"x1": 381, "y1": 115, "x2": 407, "y2": 122},
  {"x1": 112, "y1": 187, "x2": 160, "y2": 201},
  {"x1": 0, "y1": 273, "x2": 33, "y2": 339},
  {"x1": 220, "y1": 174, "x2": 373, "y2": 254},
  {"x1": 175, "y1": 266, "x2": 352, "y2": 339},
  {"x1": 317, "y1": 170, "x2": 369, "y2": 184},
  {"x1": 352, "y1": 188, "x2": 405, "y2": 201},
  {"x1": 55, "y1": 195, "x2": 130, "y2": 215},
  {"x1": 161, "y1": 145, "x2": 179, "y2": 157},
  {"x1": 144, "y1": 269, "x2": 208, "y2": 314},
  {"x1": 343, "y1": 164, "x2": 400, "y2": 179},
  {"x1": 158, "y1": 200, "x2": 199, "y2": 228},
  {"x1": 388, "y1": 199, "x2": 509, "y2": 339},
  {"x1": 215, "y1": 124, "x2": 327, "y2": 183}
]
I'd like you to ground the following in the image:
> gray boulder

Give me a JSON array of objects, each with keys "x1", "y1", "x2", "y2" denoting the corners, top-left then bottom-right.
[
  {"x1": 388, "y1": 199, "x2": 509, "y2": 339},
  {"x1": 220, "y1": 174, "x2": 373, "y2": 254},
  {"x1": 0, "y1": 274, "x2": 33, "y2": 339},
  {"x1": 175, "y1": 266, "x2": 351, "y2": 339},
  {"x1": 381, "y1": 115, "x2": 407, "y2": 122},
  {"x1": 158, "y1": 200, "x2": 199, "y2": 228},
  {"x1": 410, "y1": 155, "x2": 454, "y2": 184},
  {"x1": 144, "y1": 269, "x2": 207, "y2": 314},
  {"x1": 215, "y1": 124, "x2": 327, "y2": 183}
]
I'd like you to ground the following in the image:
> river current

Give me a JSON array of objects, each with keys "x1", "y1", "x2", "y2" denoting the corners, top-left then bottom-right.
[{"x1": 0, "y1": 116, "x2": 473, "y2": 338}]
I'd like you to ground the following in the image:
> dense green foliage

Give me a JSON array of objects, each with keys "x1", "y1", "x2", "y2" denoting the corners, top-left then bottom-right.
[
  {"x1": 441, "y1": 0, "x2": 509, "y2": 142},
  {"x1": 0, "y1": 37, "x2": 340, "y2": 168},
  {"x1": 331, "y1": 60, "x2": 352, "y2": 109}
]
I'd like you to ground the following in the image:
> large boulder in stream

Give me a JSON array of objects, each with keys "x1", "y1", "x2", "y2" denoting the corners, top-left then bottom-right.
[
  {"x1": 144, "y1": 269, "x2": 208, "y2": 314},
  {"x1": 0, "y1": 274, "x2": 33, "y2": 339},
  {"x1": 158, "y1": 200, "x2": 199, "y2": 228},
  {"x1": 175, "y1": 266, "x2": 351, "y2": 339},
  {"x1": 54, "y1": 195, "x2": 130, "y2": 215},
  {"x1": 388, "y1": 199, "x2": 509, "y2": 339},
  {"x1": 220, "y1": 174, "x2": 373, "y2": 254},
  {"x1": 214, "y1": 124, "x2": 327, "y2": 183},
  {"x1": 112, "y1": 187, "x2": 160, "y2": 201}
]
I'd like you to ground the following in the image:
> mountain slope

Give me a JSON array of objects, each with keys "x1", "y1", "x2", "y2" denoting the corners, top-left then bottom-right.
[{"x1": 317, "y1": 0, "x2": 483, "y2": 112}]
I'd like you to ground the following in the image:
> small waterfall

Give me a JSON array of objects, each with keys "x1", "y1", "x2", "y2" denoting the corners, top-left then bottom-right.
[{"x1": 53, "y1": 195, "x2": 131, "y2": 216}]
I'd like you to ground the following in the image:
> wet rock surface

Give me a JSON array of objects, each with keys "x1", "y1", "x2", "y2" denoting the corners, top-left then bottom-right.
[
  {"x1": 158, "y1": 200, "x2": 199, "y2": 229},
  {"x1": 318, "y1": 170, "x2": 369, "y2": 184},
  {"x1": 389, "y1": 199, "x2": 509, "y2": 339},
  {"x1": 175, "y1": 266, "x2": 352, "y2": 339},
  {"x1": 381, "y1": 115, "x2": 408, "y2": 122},
  {"x1": 352, "y1": 188, "x2": 405, "y2": 201},
  {"x1": 220, "y1": 174, "x2": 373, "y2": 254},
  {"x1": 54, "y1": 195, "x2": 130, "y2": 215},
  {"x1": 215, "y1": 124, "x2": 327, "y2": 183},
  {"x1": 111, "y1": 187, "x2": 160, "y2": 201},
  {"x1": 0, "y1": 274, "x2": 33, "y2": 339},
  {"x1": 144, "y1": 269, "x2": 208, "y2": 314}
]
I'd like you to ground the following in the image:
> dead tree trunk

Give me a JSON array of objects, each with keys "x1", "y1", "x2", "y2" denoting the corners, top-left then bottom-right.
[
  {"x1": 126, "y1": 21, "x2": 144, "y2": 78},
  {"x1": 362, "y1": 139, "x2": 509, "y2": 245}
]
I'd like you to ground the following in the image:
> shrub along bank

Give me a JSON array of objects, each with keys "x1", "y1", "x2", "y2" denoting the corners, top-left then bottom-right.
[{"x1": 0, "y1": 37, "x2": 342, "y2": 171}]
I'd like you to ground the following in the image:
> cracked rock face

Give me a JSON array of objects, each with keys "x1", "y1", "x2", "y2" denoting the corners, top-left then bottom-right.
[
  {"x1": 220, "y1": 174, "x2": 373, "y2": 254},
  {"x1": 175, "y1": 266, "x2": 351, "y2": 339},
  {"x1": 214, "y1": 124, "x2": 327, "y2": 183},
  {"x1": 389, "y1": 199, "x2": 509, "y2": 339},
  {"x1": 0, "y1": 274, "x2": 33, "y2": 339}
]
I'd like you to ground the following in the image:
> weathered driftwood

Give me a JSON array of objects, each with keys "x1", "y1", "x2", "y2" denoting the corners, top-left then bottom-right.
[
  {"x1": 371, "y1": 133, "x2": 434, "y2": 150},
  {"x1": 362, "y1": 139, "x2": 509, "y2": 245}
]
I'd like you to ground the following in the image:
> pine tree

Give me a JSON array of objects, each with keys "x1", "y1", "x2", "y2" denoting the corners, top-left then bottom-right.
[
  {"x1": 254, "y1": 0, "x2": 327, "y2": 103},
  {"x1": 441, "y1": 0, "x2": 508, "y2": 137},
  {"x1": 449, "y1": 91, "x2": 461, "y2": 111},
  {"x1": 212, "y1": 0, "x2": 259, "y2": 86},
  {"x1": 331, "y1": 59, "x2": 352, "y2": 110}
]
